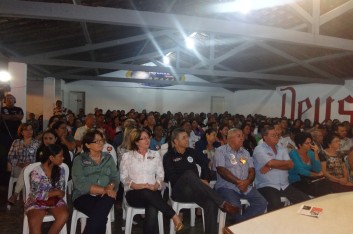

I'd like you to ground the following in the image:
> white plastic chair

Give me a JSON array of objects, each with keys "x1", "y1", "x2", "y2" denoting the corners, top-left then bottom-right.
[
  {"x1": 122, "y1": 194, "x2": 164, "y2": 234},
  {"x1": 7, "y1": 176, "x2": 25, "y2": 210},
  {"x1": 217, "y1": 199, "x2": 250, "y2": 234},
  {"x1": 23, "y1": 162, "x2": 69, "y2": 234},
  {"x1": 67, "y1": 152, "x2": 74, "y2": 195},
  {"x1": 168, "y1": 181, "x2": 205, "y2": 234},
  {"x1": 169, "y1": 164, "x2": 206, "y2": 234},
  {"x1": 70, "y1": 208, "x2": 112, "y2": 234},
  {"x1": 281, "y1": 196, "x2": 291, "y2": 206},
  {"x1": 67, "y1": 180, "x2": 73, "y2": 195},
  {"x1": 217, "y1": 197, "x2": 290, "y2": 233}
]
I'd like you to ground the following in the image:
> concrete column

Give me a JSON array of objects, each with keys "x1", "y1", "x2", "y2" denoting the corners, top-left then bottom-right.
[
  {"x1": 59, "y1": 79, "x2": 65, "y2": 103},
  {"x1": 43, "y1": 77, "x2": 55, "y2": 128},
  {"x1": 8, "y1": 62, "x2": 27, "y2": 121},
  {"x1": 55, "y1": 78, "x2": 64, "y2": 101}
]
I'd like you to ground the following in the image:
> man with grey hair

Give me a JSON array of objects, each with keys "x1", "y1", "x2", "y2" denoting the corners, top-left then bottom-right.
[
  {"x1": 214, "y1": 128, "x2": 267, "y2": 223},
  {"x1": 74, "y1": 113, "x2": 96, "y2": 145},
  {"x1": 253, "y1": 126, "x2": 309, "y2": 212},
  {"x1": 163, "y1": 128, "x2": 239, "y2": 234}
]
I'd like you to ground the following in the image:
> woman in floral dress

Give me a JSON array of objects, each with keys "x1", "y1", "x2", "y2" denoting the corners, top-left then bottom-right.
[
  {"x1": 25, "y1": 144, "x2": 69, "y2": 234},
  {"x1": 320, "y1": 134, "x2": 353, "y2": 192}
]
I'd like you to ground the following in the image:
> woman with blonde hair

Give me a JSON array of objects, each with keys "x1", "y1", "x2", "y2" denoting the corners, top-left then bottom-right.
[
  {"x1": 120, "y1": 128, "x2": 183, "y2": 234},
  {"x1": 116, "y1": 125, "x2": 136, "y2": 166}
]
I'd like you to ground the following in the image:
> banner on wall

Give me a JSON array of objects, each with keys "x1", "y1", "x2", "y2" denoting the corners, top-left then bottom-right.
[
  {"x1": 281, "y1": 86, "x2": 353, "y2": 123},
  {"x1": 125, "y1": 71, "x2": 186, "y2": 87}
]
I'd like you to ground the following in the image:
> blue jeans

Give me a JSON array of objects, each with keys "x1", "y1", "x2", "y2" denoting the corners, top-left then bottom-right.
[
  {"x1": 74, "y1": 194, "x2": 115, "y2": 234},
  {"x1": 216, "y1": 187, "x2": 267, "y2": 222}
]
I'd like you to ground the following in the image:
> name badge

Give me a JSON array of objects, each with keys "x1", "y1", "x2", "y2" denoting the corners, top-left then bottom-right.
[
  {"x1": 239, "y1": 156, "x2": 247, "y2": 165},
  {"x1": 230, "y1": 154, "x2": 237, "y2": 165},
  {"x1": 82, "y1": 160, "x2": 93, "y2": 165},
  {"x1": 145, "y1": 151, "x2": 155, "y2": 160}
]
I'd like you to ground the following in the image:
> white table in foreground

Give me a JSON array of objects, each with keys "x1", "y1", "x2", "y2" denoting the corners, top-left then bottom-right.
[{"x1": 224, "y1": 192, "x2": 353, "y2": 234}]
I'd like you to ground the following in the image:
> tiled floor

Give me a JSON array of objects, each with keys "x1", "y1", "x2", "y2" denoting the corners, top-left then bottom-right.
[{"x1": 0, "y1": 185, "x2": 212, "y2": 234}]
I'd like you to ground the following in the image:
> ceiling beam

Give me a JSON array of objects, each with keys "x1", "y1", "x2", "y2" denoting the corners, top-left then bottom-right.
[
  {"x1": 1, "y1": 0, "x2": 353, "y2": 51},
  {"x1": 53, "y1": 47, "x2": 180, "y2": 75},
  {"x1": 72, "y1": 0, "x2": 99, "y2": 75},
  {"x1": 207, "y1": 41, "x2": 254, "y2": 68},
  {"x1": 53, "y1": 74, "x2": 275, "y2": 90},
  {"x1": 254, "y1": 51, "x2": 353, "y2": 73},
  {"x1": 27, "y1": 29, "x2": 175, "y2": 59},
  {"x1": 320, "y1": 0, "x2": 353, "y2": 26},
  {"x1": 256, "y1": 41, "x2": 338, "y2": 80},
  {"x1": 287, "y1": 3, "x2": 312, "y2": 31},
  {"x1": 0, "y1": 44, "x2": 50, "y2": 76},
  {"x1": 190, "y1": 41, "x2": 254, "y2": 70},
  {"x1": 312, "y1": 0, "x2": 320, "y2": 36},
  {"x1": 289, "y1": 23, "x2": 308, "y2": 31},
  {"x1": 10, "y1": 57, "x2": 344, "y2": 84}
]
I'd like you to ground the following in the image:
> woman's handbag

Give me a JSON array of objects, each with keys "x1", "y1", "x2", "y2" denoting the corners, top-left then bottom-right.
[{"x1": 36, "y1": 196, "x2": 60, "y2": 207}]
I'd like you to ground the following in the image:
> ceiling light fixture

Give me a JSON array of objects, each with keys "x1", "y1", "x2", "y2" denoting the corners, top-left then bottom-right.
[
  {"x1": 163, "y1": 56, "x2": 170, "y2": 65},
  {"x1": 185, "y1": 37, "x2": 195, "y2": 50}
]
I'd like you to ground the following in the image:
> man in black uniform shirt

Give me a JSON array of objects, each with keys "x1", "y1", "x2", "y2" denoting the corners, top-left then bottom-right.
[
  {"x1": 163, "y1": 128, "x2": 239, "y2": 234},
  {"x1": 0, "y1": 94, "x2": 23, "y2": 184}
]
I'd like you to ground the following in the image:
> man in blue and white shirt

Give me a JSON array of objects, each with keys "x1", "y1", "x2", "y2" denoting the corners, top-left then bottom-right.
[
  {"x1": 214, "y1": 128, "x2": 267, "y2": 223},
  {"x1": 253, "y1": 126, "x2": 309, "y2": 212}
]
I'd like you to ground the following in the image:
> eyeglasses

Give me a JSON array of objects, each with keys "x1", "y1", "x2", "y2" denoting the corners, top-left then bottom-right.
[{"x1": 91, "y1": 139, "x2": 104, "y2": 144}]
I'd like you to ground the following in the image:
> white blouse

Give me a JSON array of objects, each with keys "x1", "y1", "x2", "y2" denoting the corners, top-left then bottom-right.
[{"x1": 120, "y1": 150, "x2": 164, "y2": 191}]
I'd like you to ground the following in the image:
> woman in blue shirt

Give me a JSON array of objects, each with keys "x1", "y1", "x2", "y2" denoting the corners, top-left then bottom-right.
[{"x1": 289, "y1": 132, "x2": 331, "y2": 197}]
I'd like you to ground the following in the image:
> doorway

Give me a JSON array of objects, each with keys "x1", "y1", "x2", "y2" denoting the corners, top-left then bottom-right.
[
  {"x1": 69, "y1": 91, "x2": 85, "y2": 115},
  {"x1": 211, "y1": 96, "x2": 225, "y2": 114}
]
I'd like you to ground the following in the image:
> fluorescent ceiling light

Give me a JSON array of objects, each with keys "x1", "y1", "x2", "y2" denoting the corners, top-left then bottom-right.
[
  {"x1": 212, "y1": 0, "x2": 298, "y2": 14},
  {"x1": 0, "y1": 70, "x2": 11, "y2": 82},
  {"x1": 163, "y1": 56, "x2": 170, "y2": 65},
  {"x1": 185, "y1": 37, "x2": 195, "y2": 49}
]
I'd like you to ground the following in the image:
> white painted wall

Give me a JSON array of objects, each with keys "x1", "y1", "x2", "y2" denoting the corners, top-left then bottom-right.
[
  {"x1": 231, "y1": 89, "x2": 280, "y2": 117},
  {"x1": 63, "y1": 80, "x2": 233, "y2": 114},
  {"x1": 25, "y1": 72, "x2": 353, "y2": 123}
]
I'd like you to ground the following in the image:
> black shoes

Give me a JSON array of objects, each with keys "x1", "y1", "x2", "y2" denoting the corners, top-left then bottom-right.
[{"x1": 220, "y1": 201, "x2": 240, "y2": 215}]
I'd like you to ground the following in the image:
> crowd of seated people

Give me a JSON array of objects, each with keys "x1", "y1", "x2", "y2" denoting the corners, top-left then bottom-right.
[{"x1": 5, "y1": 102, "x2": 353, "y2": 233}]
